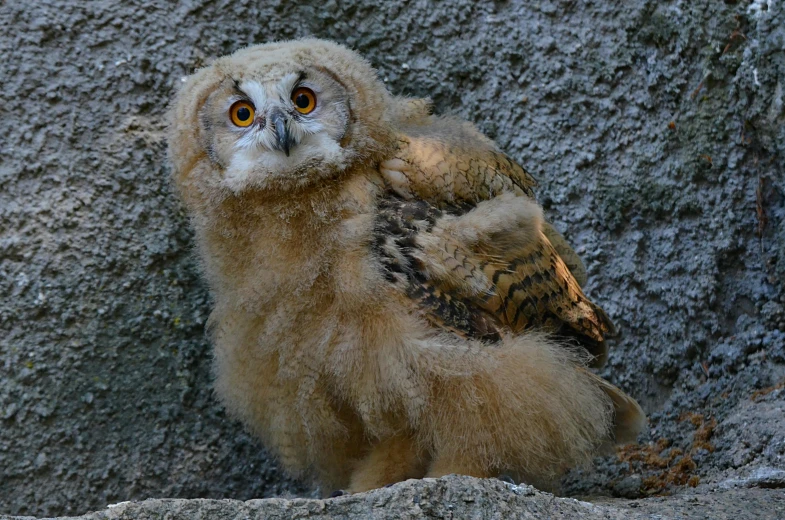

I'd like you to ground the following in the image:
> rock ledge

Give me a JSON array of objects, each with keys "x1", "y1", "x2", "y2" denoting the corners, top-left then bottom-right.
[{"x1": 4, "y1": 476, "x2": 783, "y2": 520}]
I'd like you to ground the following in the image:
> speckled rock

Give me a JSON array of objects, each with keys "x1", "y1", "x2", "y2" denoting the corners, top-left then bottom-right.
[
  {"x1": 1, "y1": 0, "x2": 783, "y2": 517},
  {"x1": 3, "y1": 476, "x2": 785, "y2": 520}
]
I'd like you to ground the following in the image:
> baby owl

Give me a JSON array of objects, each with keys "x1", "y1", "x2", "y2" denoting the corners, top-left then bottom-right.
[{"x1": 168, "y1": 39, "x2": 645, "y2": 494}]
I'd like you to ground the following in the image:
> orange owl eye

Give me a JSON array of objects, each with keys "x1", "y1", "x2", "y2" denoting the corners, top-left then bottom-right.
[
  {"x1": 291, "y1": 87, "x2": 316, "y2": 114},
  {"x1": 230, "y1": 101, "x2": 255, "y2": 127}
]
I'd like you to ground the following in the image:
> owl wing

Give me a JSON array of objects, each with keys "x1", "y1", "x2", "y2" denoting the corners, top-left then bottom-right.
[
  {"x1": 375, "y1": 114, "x2": 612, "y2": 366},
  {"x1": 373, "y1": 195, "x2": 643, "y2": 442},
  {"x1": 373, "y1": 194, "x2": 613, "y2": 366},
  {"x1": 380, "y1": 116, "x2": 588, "y2": 286}
]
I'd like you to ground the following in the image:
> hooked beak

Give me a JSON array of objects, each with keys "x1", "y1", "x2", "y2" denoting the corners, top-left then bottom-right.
[{"x1": 270, "y1": 110, "x2": 292, "y2": 157}]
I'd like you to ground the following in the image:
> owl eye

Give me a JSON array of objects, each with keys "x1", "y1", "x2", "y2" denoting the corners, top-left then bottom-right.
[
  {"x1": 230, "y1": 101, "x2": 255, "y2": 127},
  {"x1": 291, "y1": 87, "x2": 316, "y2": 114}
]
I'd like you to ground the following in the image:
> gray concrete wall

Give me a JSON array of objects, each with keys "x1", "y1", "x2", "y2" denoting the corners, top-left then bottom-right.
[{"x1": 1, "y1": 0, "x2": 783, "y2": 517}]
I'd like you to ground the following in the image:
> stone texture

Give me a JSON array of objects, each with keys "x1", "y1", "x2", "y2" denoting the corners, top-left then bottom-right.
[
  {"x1": 1, "y1": 0, "x2": 783, "y2": 518},
  {"x1": 3, "y1": 476, "x2": 785, "y2": 520}
]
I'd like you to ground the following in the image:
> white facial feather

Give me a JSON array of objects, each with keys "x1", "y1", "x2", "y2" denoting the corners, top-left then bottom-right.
[
  {"x1": 239, "y1": 80, "x2": 269, "y2": 110},
  {"x1": 223, "y1": 132, "x2": 343, "y2": 193},
  {"x1": 222, "y1": 77, "x2": 341, "y2": 193}
]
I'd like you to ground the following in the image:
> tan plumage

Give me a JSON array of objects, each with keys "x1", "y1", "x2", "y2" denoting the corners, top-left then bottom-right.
[
  {"x1": 384, "y1": 100, "x2": 589, "y2": 286},
  {"x1": 378, "y1": 111, "x2": 613, "y2": 364},
  {"x1": 168, "y1": 38, "x2": 645, "y2": 495}
]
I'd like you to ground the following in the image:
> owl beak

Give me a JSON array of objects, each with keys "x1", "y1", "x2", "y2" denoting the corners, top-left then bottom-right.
[{"x1": 269, "y1": 110, "x2": 291, "y2": 157}]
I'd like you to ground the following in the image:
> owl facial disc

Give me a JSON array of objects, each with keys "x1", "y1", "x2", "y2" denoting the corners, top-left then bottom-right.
[
  {"x1": 175, "y1": 40, "x2": 395, "y2": 196},
  {"x1": 207, "y1": 72, "x2": 351, "y2": 193}
]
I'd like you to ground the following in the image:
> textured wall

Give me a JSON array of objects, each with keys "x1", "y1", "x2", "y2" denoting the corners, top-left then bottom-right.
[{"x1": 1, "y1": 0, "x2": 783, "y2": 517}]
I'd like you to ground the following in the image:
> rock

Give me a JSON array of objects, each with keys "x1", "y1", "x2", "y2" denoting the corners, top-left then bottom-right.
[
  {"x1": 720, "y1": 467, "x2": 785, "y2": 490},
  {"x1": 2, "y1": 476, "x2": 783, "y2": 520}
]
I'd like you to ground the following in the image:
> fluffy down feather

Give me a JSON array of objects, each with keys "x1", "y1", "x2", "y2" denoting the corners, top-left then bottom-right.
[{"x1": 168, "y1": 38, "x2": 645, "y2": 494}]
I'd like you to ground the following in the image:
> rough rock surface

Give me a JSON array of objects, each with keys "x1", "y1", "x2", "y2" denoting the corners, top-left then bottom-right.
[
  {"x1": 1, "y1": 0, "x2": 783, "y2": 518},
  {"x1": 3, "y1": 476, "x2": 785, "y2": 520}
]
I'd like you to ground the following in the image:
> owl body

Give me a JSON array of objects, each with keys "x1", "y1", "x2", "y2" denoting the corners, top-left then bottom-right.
[{"x1": 169, "y1": 39, "x2": 644, "y2": 493}]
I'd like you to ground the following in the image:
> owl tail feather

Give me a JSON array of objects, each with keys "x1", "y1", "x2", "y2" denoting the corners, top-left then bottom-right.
[{"x1": 581, "y1": 369, "x2": 647, "y2": 448}]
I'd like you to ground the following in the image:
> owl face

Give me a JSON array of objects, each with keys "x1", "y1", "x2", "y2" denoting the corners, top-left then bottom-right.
[
  {"x1": 171, "y1": 40, "x2": 394, "y2": 197},
  {"x1": 201, "y1": 68, "x2": 353, "y2": 193}
]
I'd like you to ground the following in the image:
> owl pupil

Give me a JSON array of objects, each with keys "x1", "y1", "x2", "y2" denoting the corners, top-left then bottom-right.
[
  {"x1": 295, "y1": 94, "x2": 310, "y2": 109},
  {"x1": 236, "y1": 107, "x2": 251, "y2": 121}
]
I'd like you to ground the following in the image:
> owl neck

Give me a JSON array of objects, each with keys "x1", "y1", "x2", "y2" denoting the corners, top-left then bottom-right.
[{"x1": 195, "y1": 171, "x2": 380, "y2": 307}]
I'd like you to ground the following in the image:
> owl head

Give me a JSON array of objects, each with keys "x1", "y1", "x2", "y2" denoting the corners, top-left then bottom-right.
[{"x1": 169, "y1": 39, "x2": 395, "y2": 203}]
